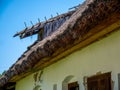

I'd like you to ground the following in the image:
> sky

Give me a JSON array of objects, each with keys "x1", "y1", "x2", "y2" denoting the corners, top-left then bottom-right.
[{"x1": 0, "y1": 0, "x2": 84, "y2": 74}]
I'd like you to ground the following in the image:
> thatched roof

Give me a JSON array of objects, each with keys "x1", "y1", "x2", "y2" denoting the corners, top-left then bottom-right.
[
  {"x1": 13, "y1": 10, "x2": 75, "y2": 39},
  {"x1": 0, "y1": 0, "x2": 120, "y2": 87}
]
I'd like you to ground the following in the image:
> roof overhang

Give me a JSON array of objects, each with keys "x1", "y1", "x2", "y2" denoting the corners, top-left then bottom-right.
[{"x1": 10, "y1": 12, "x2": 120, "y2": 82}]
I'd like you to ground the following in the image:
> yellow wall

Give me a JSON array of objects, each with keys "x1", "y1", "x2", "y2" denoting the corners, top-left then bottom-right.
[
  {"x1": 16, "y1": 73, "x2": 34, "y2": 90},
  {"x1": 16, "y1": 29, "x2": 120, "y2": 90}
]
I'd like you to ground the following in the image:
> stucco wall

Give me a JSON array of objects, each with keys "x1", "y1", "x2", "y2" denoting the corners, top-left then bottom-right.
[{"x1": 16, "y1": 29, "x2": 120, "y2": 90}]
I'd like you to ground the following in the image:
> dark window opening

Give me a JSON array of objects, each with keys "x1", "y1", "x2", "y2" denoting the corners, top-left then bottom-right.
[
  {"x1": 68, "y1": 81, "x2": 79, "y2": 90},
  {"x1": 2, "y1": 82, "x2": 16, "y2": 90}
]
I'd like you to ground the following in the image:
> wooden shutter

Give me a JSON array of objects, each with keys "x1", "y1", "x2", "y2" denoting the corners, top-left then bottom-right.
[{"x1": 87, "y1": 72, "x2": 112, "y2": 90}]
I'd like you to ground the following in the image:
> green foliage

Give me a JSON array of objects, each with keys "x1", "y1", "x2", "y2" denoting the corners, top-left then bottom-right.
[
  {"x1": 0, "y1": 70, "x2": 6, "y2": 77},
  {"x1": 2, "y1": 70, "x2": 6, "y2": 75}
]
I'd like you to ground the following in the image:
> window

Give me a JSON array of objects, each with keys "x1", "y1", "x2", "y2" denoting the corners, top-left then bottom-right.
[
  {"x1": 68, "y1": 82, "x2": 79, "y2": 90},
  {"x1": 53, "y1": 84, "x2": 57, "y2": 90},
  {"x1": 87, "y1": 72, "x2": 112, "y2": 90}
]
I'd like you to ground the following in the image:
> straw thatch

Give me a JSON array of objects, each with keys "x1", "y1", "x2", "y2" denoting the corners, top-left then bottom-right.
[
  {"x1": 13, "y1": 10, "x2": 75, "y2": 39},
  {"x1": 0, "y1": 0, "x2": 120, "y2": 88}
]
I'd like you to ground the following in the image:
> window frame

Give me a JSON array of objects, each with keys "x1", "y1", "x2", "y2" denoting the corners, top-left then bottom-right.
[{"x1": 68, "y1": 81, "x2": 79, "y2": 90}]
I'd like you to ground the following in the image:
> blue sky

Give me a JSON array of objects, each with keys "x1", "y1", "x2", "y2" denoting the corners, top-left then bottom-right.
[{"x1": 0, "y1": 0, "x2": 84, "y2": 74}]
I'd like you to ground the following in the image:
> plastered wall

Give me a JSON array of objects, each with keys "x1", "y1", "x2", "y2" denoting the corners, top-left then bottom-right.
[{"x1": 16, "y1": 29, "x2": 120, "y2": 90}]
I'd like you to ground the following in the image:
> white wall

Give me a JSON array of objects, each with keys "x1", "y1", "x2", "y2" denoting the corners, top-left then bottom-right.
[{"x1": 16, "y1": 29, "x2": 120, "y2": 90}]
